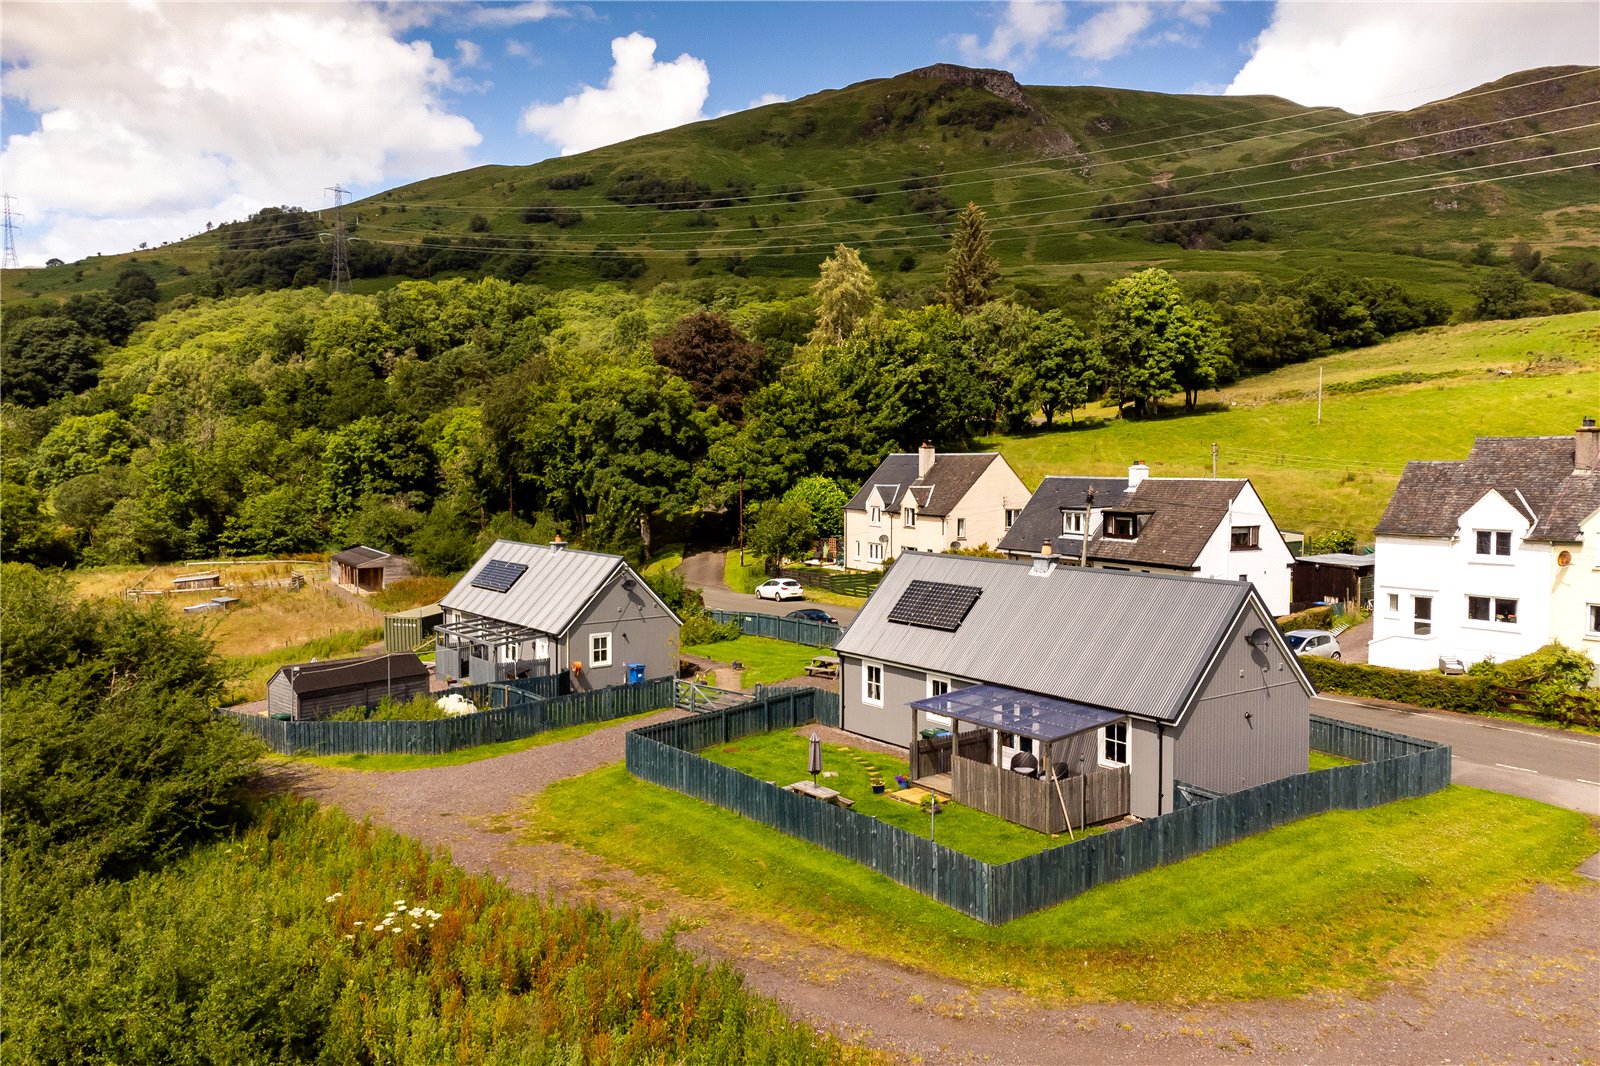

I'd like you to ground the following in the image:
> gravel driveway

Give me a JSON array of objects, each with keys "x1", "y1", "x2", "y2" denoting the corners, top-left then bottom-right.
[{"x1": 274, "y1": 716, "x2": 1600, "y2": 1064}]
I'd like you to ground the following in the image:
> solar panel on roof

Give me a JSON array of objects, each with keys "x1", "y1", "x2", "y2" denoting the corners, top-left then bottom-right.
[
  {"x1": 470, "y1": 559, "x2": 528, "y2": 593},
  {"x1": 887, "y1": 579, "x2": 981, "y2": 631}
]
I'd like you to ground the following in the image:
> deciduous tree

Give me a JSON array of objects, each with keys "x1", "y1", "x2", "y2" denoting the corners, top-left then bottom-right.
[{"x1": 808, "y1": 244, "x2": 880, "y2": 346}]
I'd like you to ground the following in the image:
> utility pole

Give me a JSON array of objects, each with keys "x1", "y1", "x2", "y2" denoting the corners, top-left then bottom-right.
[
  {"x1": 738, "y1": 474, "x2": 745, "y2": 565},
  {"x1": 325, "y1": 184, "x2": 350, "y2": 293},
  {"x1": 1080, "y1": 486, "x2": 1094, "y2": 569},
  {"x1": 1316, "y1": 368, "x2": 1323, "y2": 426},
  {"x1": 2, "y1": 194, "x2": 21, "y2": 270},
  {"x1": 1211, "y1": 442, "x2": 1218, "y2": 478}
]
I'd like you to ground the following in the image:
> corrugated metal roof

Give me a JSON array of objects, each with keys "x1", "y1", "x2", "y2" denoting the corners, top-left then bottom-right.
[
  {"x1": 834, "y1": 552, "x2": 1252, "y2": 722},
  {"x1": 332, "y1": 545, "x2": 390, "y2": 567},
  {"x1": 438, "y1": 540, "x2": 625, "y2": 636},
  {"x1": 271, "y1": 652, "x2": 429, "y2": 694}
]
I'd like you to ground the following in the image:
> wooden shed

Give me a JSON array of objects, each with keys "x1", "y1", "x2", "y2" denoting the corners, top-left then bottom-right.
[
  {"x1": 172, "y1": 571, "x2": 222, "y2": 590},
  {"x1": 330, "y1": 546, "x2": 412, "y2": 593},
  {"x1": 266, "y1": 653, "x2": 430, "y2": 721},
  {"x1": 1290, "y1": 552, "x2": 1376, "y2": 612}
]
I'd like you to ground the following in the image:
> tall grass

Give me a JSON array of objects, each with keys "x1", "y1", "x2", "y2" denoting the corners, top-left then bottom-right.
[
  {"x1": 2, "y1": 798, "x2": 866, "y2": 1065},
  {"x1": 223, "y1": 627, "x2": 384, "y2": 703}
]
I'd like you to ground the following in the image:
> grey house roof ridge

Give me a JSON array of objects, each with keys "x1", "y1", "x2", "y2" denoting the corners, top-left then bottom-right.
[
  {"x1": 440, "y1": 540, "x2": 633, "y2": 636},
  {"x1": 835, "y1": 552, "x2": 1261, "y2": 723}
]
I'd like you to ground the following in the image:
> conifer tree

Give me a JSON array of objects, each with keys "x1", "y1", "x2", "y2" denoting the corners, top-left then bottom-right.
[
  {"x1": 808, "y1": 244, "x2": 880, "y2": 346},
  {"x1": 942, "y1": 202, "x2": 999, "y2": 313}
]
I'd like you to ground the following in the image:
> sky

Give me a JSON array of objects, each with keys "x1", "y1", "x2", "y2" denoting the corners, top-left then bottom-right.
[{"x1": 2, "y1": 0, "x2": 1595, "y2": 265}]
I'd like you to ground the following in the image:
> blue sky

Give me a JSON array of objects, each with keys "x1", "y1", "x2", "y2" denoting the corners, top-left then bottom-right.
[{"x1": 2, "y1": 1, "x2": 1594, "y2": 264}]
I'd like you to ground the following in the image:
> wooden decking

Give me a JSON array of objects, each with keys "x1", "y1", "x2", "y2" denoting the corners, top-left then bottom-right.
[{"x1": 912, "y1": 773, "x2": 951, "y2": 797}]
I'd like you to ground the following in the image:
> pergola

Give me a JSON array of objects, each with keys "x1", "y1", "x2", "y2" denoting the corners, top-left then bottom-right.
[
  {"x1": 434, "y1": 617, "x2": 544, "y2": 656},
  {"x1": 907, "y1": 683, "x2": 1131, "y2": 834}
]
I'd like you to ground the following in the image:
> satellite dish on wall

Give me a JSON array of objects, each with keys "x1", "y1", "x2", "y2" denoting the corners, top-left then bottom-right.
[
  {"x1": 1557, "y1": 550, "x2": 1573, "y2": 566},
  {"x1": 1246, "y1": 627, "x2": 1272, "y2": 648}
]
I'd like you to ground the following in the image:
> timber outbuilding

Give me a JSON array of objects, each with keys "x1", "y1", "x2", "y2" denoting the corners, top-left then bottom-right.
[
  {"x1": 266, "y1": 652, "x2": 430, "y2": 721},
  {"x1": 435, "y1": 539, "x2": 681, "y2": 690},
  {"x1": 330, "y1": 546, "x2": 411, "y2": 593},
  {"x1": 834, "y1": 552, "x2": 1314, "y2": 821}
]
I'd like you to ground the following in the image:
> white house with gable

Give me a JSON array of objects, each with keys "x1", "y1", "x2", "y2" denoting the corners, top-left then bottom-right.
[{"x1": 842, "y1": 443, "x2": 1030, "y2": 568}]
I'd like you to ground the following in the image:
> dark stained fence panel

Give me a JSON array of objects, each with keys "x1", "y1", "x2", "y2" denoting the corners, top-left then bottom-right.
[{"x1": 708, "y1": 610, "x2": 843, "y2": 649}]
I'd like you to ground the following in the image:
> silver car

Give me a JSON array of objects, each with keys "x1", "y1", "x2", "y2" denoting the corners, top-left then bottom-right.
[
  {"x1": 1285, "y1": 629, "x2": 1341, "y2": 659},
  {"x1": 754, "y1": 578, "x2": 804, "y2": 602}
]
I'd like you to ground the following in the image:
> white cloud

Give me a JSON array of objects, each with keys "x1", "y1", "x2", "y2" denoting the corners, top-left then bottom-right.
[
  {"x1": 718, "y1": 91, "x2": 788, "y2": 117},
  {"x1": 1227, "y1": 2, "x2": 1600, "y2": 113},
  {"x1": 956, "y1": 1, "x2": 1069, "y2": 67},
  {"x1": 956, "y1": 1, "x2": 1218, "y2": 70},
  {"x1": 519, "y1": 33, "x2": 710, "y2": 156},
  {"x1": 0, "y1": 2, "x2": 480, "y2": 264},
  {"x1": 468, "y1": 1, "x2": 575, "y2": 27},
  {"x1": 1068, "y1": 3, "x2": 1155, "y2": 61},
  {"x1": 455, "y1": 39, "x2": 484, "y2": 68}
]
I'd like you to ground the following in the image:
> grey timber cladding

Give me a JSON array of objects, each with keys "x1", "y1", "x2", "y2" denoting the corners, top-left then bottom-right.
[
  {"x1": 835, "y1": 552, "x2": 1306, "y2": 723},
  {"x1": 440, "y1": 540, "x2": 678, "y2": 635}
]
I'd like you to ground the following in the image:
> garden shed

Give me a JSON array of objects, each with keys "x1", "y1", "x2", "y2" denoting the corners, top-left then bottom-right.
[
  {"x1": 1291, "y1": 552, "x2": 1375, "y2": 612},
  {"x1": 330, "y1": 546, "x2": 412, "y2": 593},
  {"x1": 266, "y1": 652, "x2": 430, "y2": 721},
  {"x1": 385, "y1": 603, "x2": 444, "y2": 653}
]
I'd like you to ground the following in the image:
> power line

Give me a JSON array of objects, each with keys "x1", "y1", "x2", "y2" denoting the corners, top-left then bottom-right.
[{"x1": 325, "y1": 184, "x2": 351, "y2": 293}]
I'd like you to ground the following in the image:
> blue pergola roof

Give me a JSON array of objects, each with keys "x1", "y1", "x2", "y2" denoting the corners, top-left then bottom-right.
[{"x1": 908, "y1": 683, "x2": 1124, "y2": 743}]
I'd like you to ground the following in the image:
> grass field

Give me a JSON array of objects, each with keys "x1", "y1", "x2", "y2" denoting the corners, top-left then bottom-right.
[
  {"x1": 288, "y1": 710, "x2": 661, "y2": 772},
  {"x1": 723, "y1": 552, "x2": 769, "y2": 594},
  {"x1": 222, "y1": 626, "x2": 384, "y2": 704},
  {"x1": 984, "y1": 312, "x2": 1600, "y2": 538},
  {"x1": 526, "y1": 774, "x2": 1596, "y2": 1002},
  {"x1": 680, "y1": 635, "x2": 818, "y2": 686}
]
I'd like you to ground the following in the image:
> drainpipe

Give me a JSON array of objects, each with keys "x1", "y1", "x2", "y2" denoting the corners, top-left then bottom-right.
[{"x1": 1156, "y1": 722, "x2": 1166, "y2": 814}]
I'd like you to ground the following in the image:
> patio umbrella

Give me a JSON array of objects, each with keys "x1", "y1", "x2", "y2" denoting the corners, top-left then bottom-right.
[{"x1": 808, "y1": 732, "x2": 822, "y2": 785}]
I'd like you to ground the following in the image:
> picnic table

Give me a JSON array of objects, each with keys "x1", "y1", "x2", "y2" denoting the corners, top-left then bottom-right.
[
  {"x1": 804, "y1": 655, "x2": 840, "y2": 679},
  {"x1": 785, "y1": 780, "x2": 854, "y2": 808}
]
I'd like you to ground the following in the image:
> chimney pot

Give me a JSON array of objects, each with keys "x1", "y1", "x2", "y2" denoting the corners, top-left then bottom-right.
[
  {"x1": 1127, "y1": 461, "x2": 1150, "y2": 491},
  {"x1": 1577, "y1": 419, "x2": 1600, "y2": 472},
  {"x1": 550, "y1": 536, "x2": 567, "y2": 551},
  {"x1": 1041, "y1": 542, "x2": 1052, "y2": 556},
  {"x1": 918, "y1": 441, "x2": 935, "y2": 479}
]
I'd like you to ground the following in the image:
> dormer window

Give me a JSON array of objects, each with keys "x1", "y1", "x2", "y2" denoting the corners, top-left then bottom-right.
[
  {"x1": 1103, "y1": 513, "x2": 1138, "y2": 539},
  {"x1": 904, "y1": 507, "x2": 916, "y2": 528},
  {"x1": 1473, "y1": 530, "x2": 1511, "y2": 556},
  {"x1": 870, "y1": 506, "x2": 881, "y2": 526},
  {"x1": 1062, "y1": 511, "x2": 1085, "y2": 536}
]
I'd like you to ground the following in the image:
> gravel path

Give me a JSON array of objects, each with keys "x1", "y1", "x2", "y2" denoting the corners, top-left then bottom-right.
[{"x1": 274, "y1": 717, "x2": 1600, "y2": 1064}]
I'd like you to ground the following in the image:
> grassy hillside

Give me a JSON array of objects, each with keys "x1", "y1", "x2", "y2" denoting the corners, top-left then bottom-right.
[
  {"x1": 982, "y1": 311, "x2": 1600, "y2": 538},
  {"x1": 5, "y1": 65, "x2": 1595, "y2": 309}
]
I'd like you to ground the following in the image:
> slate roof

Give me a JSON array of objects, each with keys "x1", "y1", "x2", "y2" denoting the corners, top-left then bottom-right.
[
  {"x1": 332, "y1": 545, "x2": 390, "y2": 568},
  {"x1": 834, "y1": 552, "x2": 1308, "y2": 723},
  {"x1": 844, "y1": 452, "x2": 1003, "y2": 517},
  {"x1": 439, "y1": 540, "x2": 680, "y2": 637},
  {"x1": 996, "y1": 475, "x2": 1251, "y2": 569},
  {"x1": 272, "y1": 653, "x2": 428, "y2": 695},
  {"x1": 1374, "y1": 436, "x2": 1600, "y2": 542}
]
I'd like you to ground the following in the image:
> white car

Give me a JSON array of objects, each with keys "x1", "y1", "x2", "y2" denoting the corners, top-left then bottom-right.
[
  {"x1": 1285, "y1": 629, "x2": 1342, "y2": 659},
  {"x1": 754, "y1": 578, "x2": 804, "y2": 602}
]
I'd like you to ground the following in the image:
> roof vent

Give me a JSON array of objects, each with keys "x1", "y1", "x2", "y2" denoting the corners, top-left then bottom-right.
[{"x1": 1030, "y1": 557, "x2": 1054, "y2": 577}]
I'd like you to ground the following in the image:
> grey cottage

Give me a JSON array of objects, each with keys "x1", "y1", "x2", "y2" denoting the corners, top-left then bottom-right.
[
  {"x1": 436, "y1": 538, "x2": 681, "y2": 690},
  {"x1": 834, "y1": 552, "x2": 1313, "y2": 821}
]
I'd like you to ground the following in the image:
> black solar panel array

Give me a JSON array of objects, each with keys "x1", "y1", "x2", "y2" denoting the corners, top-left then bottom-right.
[
  {"x1": 470, "y1": 559, "x2": 528, "y2": 593},
  {"x1": 887, "y1": 579, "x2": 982, "y2": 631}
]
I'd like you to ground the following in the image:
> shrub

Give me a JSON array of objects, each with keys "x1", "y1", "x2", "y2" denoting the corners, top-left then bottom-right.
[
  {"x1": 545, "y1": 171, "x2": 592, "y2": 190},
  {"x1": 1301, "y1": 657, "x2": 1494, "y2": 714},
  {"x1": 681, "y1": 615, "x2": 741, "y2": 645},
  {"x1": 326, "y1": 693, "x2": 450, "y2": 721},
  {"x1": 1277, "y1": 605, "x2": 1337, "y2": 631}
]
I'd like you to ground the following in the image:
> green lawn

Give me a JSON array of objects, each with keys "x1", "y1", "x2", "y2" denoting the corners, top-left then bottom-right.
[
  {"x1": 679, "y1": 635, "x2": 818, "y2": 686},
  {"x1": 289, "y1": 710, "x2": 660, "y2": 772},
  {"x1": 702, "y1": 730, "x2": 1104, "y2": 864},
  {"x1": 723, "y1": 552, "x2": 768, "y2": 594},
  {"x1": 640, "y1": 543, "x2": 685, "y2": 577},
  {"x1": 984, "y1": 312, "x2": 1600, "y2": 538},
  {"x1": 526, "y1": 769, "x2": 1596, "y2": 1002},
  {"x1": 1309, "y1": 750, "x2": 1359, "y2": 771}
]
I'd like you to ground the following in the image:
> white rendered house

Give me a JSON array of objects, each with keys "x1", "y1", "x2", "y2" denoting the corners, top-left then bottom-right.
[
  {"x1": 842, "y1": 443, "x2": 1030, "y2": 569},
  {"x1": 996, "y1": 462, "x2": 1295, "y2": 616},
  {"x1": 1368, "y1": 423, "x2": 1600, "y2": 673}
]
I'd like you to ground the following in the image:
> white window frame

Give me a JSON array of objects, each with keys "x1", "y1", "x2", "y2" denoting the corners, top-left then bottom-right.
[
  {"x1": 1100, "y1": 721, "x2": 1129, "y2": 767},
  {"x1": 1062, "y1": 510, "x2": 1085, "y2": 535},
  {"x1": 1587, "y1": 603, "x2": 1600, "y2": 637},
  {"x1": 1472, "y1": 529, "x2": 1512, "y2": 558},
  {"x1": 1005, "y1": 508, "x2": 1021, "y2": 530},
  {"x1": 956, "y1": 517, "x2": 966, "y2": 539},
  {"x1": 1230, "y1": 525, "x2": 1260, "y2": 551},
  {"x1": 904, "y1": 507, "x2": 916, "y2": 528},
  {"x1": 867, "y1": 542, "x2": 884, "y2": 562},
  {"x1": 924, "y1": 676, "x2": 951, "y2": 728},
  {"x1": 1464, "y1": 595, "x2": 1518, "y2": 625},
  {"x1": 1413, "y1": 596, "x2": 1433, "y2": 636},
  {"x1": 869, "y1": 506, "x2": 882, "y2": 526},
  {"x1": 590, "y1": 632, "x2": 612, "y2": 668},
  {"x1": 862, "y1": 661, "x2": 884, "y2": 706},
  {"x1": 1386, "y1": 593, "x2": 1400, "y2": 614}
]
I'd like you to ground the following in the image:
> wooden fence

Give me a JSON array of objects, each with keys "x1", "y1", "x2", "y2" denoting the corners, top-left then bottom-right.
[
  {"x1": 225, "y1": 676, "x2": 672, "y2": 756},
  {"x1": 709, "y1": 609, "x2": 843, "y2": 648},
  {"x1": 775, "y1": 566, "x2": 884, "y2": 597},
  {"x1": 627, "y1": 699, "x2": 1451, "y2": 925},
  {"x1": 951, "y1": 756, "x2": 1129, "y2": 834},
  {"x1": 451, "y1": 672, "x2": 571, "y2": 708}
]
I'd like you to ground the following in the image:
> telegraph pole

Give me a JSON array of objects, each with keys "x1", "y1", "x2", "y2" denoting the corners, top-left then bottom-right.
[
  {"x1": 1211, "y1": 442, "x2": 1218, "y2": 478},
  {"x1": 325, "y1": 184, "x2": 350, "y2": 293},
  {"x1": 2, "y1": 194, "x2": 21, "y2": 270}
]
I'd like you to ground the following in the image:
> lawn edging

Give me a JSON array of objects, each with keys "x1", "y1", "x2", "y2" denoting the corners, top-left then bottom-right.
[{"x1": 626, "y1": 690, "x2": 1451, "y2": 925}]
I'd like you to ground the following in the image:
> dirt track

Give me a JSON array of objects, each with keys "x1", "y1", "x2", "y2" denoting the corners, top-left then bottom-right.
[{"x1": 271, "y1": 714, "x2": 1600, "y2": 1065}]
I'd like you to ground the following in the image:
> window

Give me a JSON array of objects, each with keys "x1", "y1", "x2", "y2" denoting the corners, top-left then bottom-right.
[
  {"x1": 1104, "y1": 513, "x2": 1137, "y2": 539},
  {"x1": 854, "y1": 540, "x2": 861, "y2": 560},
  {"x1": 869, "y1": 506, "x2": 881, "y2": 526},
  {"x1": 470, "y1": 643, "x2": 487, "y2": 660},
  {"x1": 589, "y1": 632, "x2": 612, "y2": 668},
  {"x1": 1101, "y1": 722, "x2": 1128, "y2": 767},
  {"x1": 1230, "y1": 525, "x2": 1260, "y2": 550},
  {"x1": 863, "y1": 662, "x2": 883, "y2": 706},
  {"x1": 1387, "y1": 593, "x2": 1400, "y2": 613},
  {"x1": 956, "y1": 517, "x2": 966, "y2": 539},
  {"x1": 1467, "y1": 596, "x2": 1489, "y2": 622},
  {"x1": 867, "y1": 542, "x2": 884, "y2": 562},
  {"x1": 1413, "y1": 596, "x2": 1432, "y2": 636},
  {"x1": 904, "y1": 508, "x2": 916, "y2": 528},
  {"x1": 1062, "y1": 510, "x2": 1085, "y2": 535},
  {"x1": 924, "y1": 676, "x2": 951, "y2": 727},
  {"x1": 1474, "y1": 530, "x2": 1511, "y2": 556},
  {"x1": 1589, "y1": 604, "x2": 1600, "y2": 635},
  {"x1": 1468, "y1": 596, "x2": 1518, "y2": 624},
  {"x1": 1005, "y1": 508, "x2": 1021, "y2": 530}
]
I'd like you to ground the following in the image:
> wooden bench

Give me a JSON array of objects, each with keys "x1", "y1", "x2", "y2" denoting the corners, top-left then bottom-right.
[
  {"x1": 804, "y1": 656, "x2": 840, "y2": 679},
  {"x1": 786, "y1": 780, "x2": 853, "y2": 808}
]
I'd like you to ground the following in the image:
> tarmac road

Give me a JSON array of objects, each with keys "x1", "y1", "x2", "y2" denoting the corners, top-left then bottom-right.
[{"x1": 676, "y1": 549, "x2": 863, "y2": 624}]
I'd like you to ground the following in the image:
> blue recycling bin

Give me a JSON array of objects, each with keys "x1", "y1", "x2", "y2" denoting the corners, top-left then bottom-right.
[{"x1": 626, "y1": 662, "x2": 647, "y2": 684}]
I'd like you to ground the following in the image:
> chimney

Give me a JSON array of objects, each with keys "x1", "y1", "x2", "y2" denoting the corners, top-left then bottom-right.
[
  {"x1": 1578, "y1": 418, "x2": 1600, "y2": 472},
  {"x1": 550, "y1": 536, "x2": 567, "y2": 552},
  {"x1": 1040, "y1": 541, "x2": 1052, "y2": 556},
  {"x1": 918, "y1": 441, "x2": 935, "y2": 479},
  {"x1": 1127, "y1": 460, "x2": 1150, "y2": 491}
]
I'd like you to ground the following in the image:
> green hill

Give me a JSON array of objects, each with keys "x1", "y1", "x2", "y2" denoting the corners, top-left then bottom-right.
[
  {"x1": 981, "y1": 311, "x2": 1600, "y2": 539},
  {"x1": 6, "y1": 64, "x2": 1597, "y2": 309}
]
